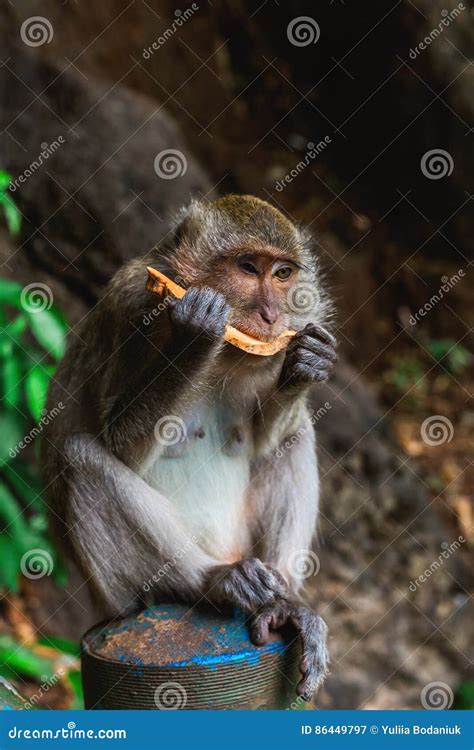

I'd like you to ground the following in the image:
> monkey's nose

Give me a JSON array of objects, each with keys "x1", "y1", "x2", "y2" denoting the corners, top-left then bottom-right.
[{"x1": 259, "y1": 309, "x2": 278, "y2": 325}]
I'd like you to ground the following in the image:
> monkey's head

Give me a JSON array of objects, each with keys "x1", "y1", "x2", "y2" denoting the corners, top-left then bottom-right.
[{"x1": 162, "y1": 195, "x2": 332, "y2": 345}]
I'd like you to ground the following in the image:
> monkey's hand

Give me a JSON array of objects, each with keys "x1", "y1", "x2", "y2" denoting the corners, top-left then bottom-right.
[
  {"x1": 279, "y1": 324, "x2": 337, "y2": 390},
  {"x1": 205, "y1": 558, "x2": 288, "y2": 612},
  {"x1": 250, "y1": 599, "x2": 329, "y2": 700},
  {"x1": 168, "y1": 286, "x2": 231, "y2": 342}
]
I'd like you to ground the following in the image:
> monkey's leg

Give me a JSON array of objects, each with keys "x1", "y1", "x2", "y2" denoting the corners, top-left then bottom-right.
[
  {"x1": 63, "y1": 433, "x2": 218, "y2": 614},
  {"x1": 249, "y1": 427, "x2": 329, "y2": 698},
  {"x1": 63, "y1": 434, "x2": 286, "y2": 615}
]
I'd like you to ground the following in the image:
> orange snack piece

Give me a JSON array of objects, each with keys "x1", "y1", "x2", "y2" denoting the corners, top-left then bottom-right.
[{"x1": 146, "y1": 267, "x2": 296, "y2": 356}]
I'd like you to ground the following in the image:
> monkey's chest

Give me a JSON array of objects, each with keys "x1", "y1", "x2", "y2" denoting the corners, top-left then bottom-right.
[{"x1": 142, "y1": 404, "x2": 252, "y2": 560}]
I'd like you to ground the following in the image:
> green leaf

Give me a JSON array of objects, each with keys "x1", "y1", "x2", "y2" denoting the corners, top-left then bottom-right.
[
  {"x1": 67, "y1": 670, "x2": 84, "y2": 709},
  {"x1": 2, "y1": 462, "x2": 43, "y2": 510},
  {"x1": 27, "y1": 308, "x2": 67, "y2": 360},
  {"x1": 0, "y1": 171, "x2": 12, "y2": 191},
  {"x1": 0, "y1": 411, "x2": 26, "y2": 466},
  {"x1": 2, "y1": 355, "x2": 23, "y2": 409},
  {"x1": 0, "y1": 535, "x2": 21, "y2": 591},
  {"x1": 4, "y1": 314, "x2": 28, "y2": 341},
  {"x1": 0, "y1": 481, "x2": 28, "y2": 537},
  {"x1": 38, "y1": 635, "x2": 80, "y2": 658},
  {"x1": 2, "y1": 193, "x2": 22, "y2": 237},
  {"x1": 25, "y1": 365, "x2": 54, "y2": 421},
  {"x1": 0, "y1": 636, "x2": 56, "y2": 681},
  {"x1": 0, "y1": 278, "x2": 23, "y2": 308}
]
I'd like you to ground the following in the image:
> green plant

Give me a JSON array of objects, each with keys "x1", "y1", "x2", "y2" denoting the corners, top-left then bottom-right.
[
  {"x1": 426, "y1": 338, "x2": 471, "y2": 375},
  {"x1": 0, "y1": 171, "x2": 22, "y2": 237},
  {"x1": 0, "y1": 277, "x2": 68, "y2": 592}
]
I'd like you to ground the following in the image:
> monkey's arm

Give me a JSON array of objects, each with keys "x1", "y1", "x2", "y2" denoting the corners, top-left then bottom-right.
[
  {"x1": 248, "y1": 424, "x2": 329, "y2": 699},
  {"x1": 99, "y1": 267, "x2": 231, "y2": 464}
]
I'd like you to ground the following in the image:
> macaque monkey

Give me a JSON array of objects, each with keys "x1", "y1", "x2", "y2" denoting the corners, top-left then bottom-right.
[{"x1": 42, "y1": 195, "x2": 336, "y2": 699}]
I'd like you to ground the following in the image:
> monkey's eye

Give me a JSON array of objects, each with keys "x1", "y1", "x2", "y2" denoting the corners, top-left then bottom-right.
[
  {"x1": 238, "y1": 260, "x2": 259, "y2": 275},
  {"x1": 274, "y1": 266, "x2": 293, "y2": 281}
]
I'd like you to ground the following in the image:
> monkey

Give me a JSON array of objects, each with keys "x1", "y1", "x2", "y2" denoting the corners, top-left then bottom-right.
[{"x1": 41, "y1": 194, "x2": 336, "y2": 700}]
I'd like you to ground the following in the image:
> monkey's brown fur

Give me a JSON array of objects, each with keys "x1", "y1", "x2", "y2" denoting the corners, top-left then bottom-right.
[{"x1": 42, "y1": 195, "x2": 335, "y2": 698}]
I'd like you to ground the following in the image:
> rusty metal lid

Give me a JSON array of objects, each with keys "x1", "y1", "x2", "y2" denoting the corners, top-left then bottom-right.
[{"x1": 81, "y1": 603, "x2": 301, "y2": 710}]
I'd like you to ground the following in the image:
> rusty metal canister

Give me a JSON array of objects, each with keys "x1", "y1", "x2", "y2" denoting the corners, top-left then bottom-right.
[{"x1": 81, "y1": 603, "x2": 301, "y2": 709}]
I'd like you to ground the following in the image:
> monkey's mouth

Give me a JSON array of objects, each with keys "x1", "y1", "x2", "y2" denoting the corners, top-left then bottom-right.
[{"x1": 229, "y1": 315, "x2": 286, "y2": 343}]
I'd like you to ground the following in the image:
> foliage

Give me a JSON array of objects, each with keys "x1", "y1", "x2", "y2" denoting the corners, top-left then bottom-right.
[
  {"x1": 0, "y1": 277, "x2": 68, "y2": 593},
  {"x1": 0, "y1": 171, "x2": 22, "y2": 237},
  {"x1": 453, "y1": 680, "x2": 474, "y2": 710},
  {"x1": 426, "y1": 338, "x2": 471, "y2": 375}
]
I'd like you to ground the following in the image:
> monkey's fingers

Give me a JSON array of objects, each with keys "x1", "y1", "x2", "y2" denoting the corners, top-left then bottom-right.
[
  {"x1": 288, "y1": 608, "x2": 329, "y2": 700},
  {"x1": 249, "y1": 600, "x2": 290, "y2": 646}
]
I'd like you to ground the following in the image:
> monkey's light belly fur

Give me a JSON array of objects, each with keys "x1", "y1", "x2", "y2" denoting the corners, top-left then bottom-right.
[{"x1": 81, "y1": 604, "x2": 301, "y2": 710}]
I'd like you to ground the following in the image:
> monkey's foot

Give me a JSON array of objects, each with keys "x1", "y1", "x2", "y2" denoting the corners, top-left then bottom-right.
[
  {"x1": 279, "y1": 323, "x2": 337, "y2": 389},
  {"x1": 250, "y1": 600, "x2": 329, "y2": 700},
  {"x1": 205, "y1": 558, "x2": 288, "y2": 612}
]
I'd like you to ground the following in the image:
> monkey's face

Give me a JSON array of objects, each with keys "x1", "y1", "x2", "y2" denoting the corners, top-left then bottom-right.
[{"x1": 217, "y1": 248, "x2": 302, "y2": 343}]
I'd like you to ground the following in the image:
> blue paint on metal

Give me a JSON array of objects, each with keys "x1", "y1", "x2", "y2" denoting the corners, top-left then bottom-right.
[{"x1": 90, "y1": 603, "x2": 292, "y2": 670}]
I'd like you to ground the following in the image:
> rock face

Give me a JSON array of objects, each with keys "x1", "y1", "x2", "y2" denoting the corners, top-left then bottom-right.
[{"x1": 0, "y1": 9, "x2": 470, "y2": 710}]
